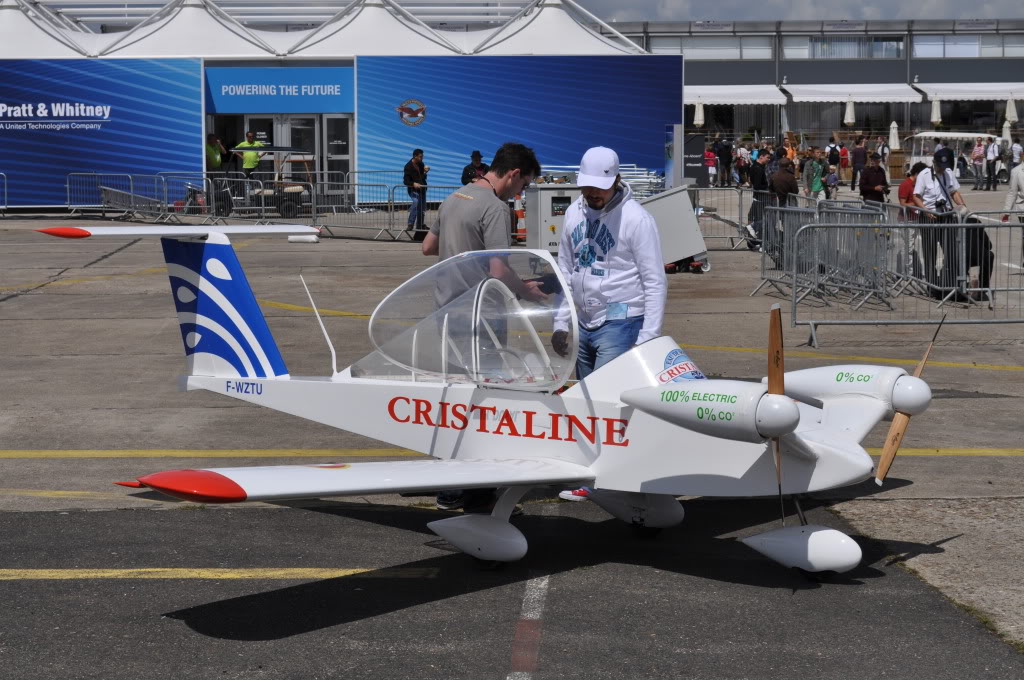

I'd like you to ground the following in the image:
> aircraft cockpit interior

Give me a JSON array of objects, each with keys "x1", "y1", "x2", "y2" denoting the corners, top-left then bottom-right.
[{"x1": 350, "y1": 250, "x2": 577, "y2": 392}]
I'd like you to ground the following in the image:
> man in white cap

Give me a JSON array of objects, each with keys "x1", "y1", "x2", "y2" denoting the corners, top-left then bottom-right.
[{"x1": 551, "y1": 146, "x2": 667, "y2": 501}]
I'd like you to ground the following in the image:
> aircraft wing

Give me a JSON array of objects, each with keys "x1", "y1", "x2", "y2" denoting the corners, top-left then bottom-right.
[
  {"x1": 37, "y1": 225, "x2": 318, "y2": 238},
  {"x1": 124, "y1": 457, "x2": 594, "y2": 504}
]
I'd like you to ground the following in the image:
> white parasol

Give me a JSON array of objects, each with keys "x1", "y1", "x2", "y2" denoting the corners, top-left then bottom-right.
[
  {"x1": 889, "y1": 121, "x2": 901, "y2": 151},
  {"x1": 843, "y1": 99, "x2": 856, "y2": 126},
  {"x1": 930, "y1": 99, "x2": 942, "y2": 125},
  {"x1": 693, "y1": 100, "x2": 704, "y2": 128}
]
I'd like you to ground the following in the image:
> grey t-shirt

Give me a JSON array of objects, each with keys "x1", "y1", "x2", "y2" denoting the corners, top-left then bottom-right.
[{"x1": 430, "y1": 181, "x2": 511, "y2": 261}]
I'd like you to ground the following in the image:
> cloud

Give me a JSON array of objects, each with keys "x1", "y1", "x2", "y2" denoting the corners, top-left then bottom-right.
[{"x1": 575, "y1": 0, "x2": 1021, "y2": 21}]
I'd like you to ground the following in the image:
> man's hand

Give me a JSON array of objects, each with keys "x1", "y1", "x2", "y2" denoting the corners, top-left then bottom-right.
[
  {"x1": 413, "y1": 182, "x2": 423, "y2": 189},
  {"x1": 874, "y1": 185, "x2": 885, "y2": 192},
  {"x1": 521, "y1": 280, "x2": 548, "y2": 304},
  {"x1": 551, "y1": 330, "x2": 569, "y2": 358}
]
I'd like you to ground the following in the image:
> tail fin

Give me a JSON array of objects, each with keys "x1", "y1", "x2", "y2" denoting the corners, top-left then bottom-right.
[{"x1": 162, "y1": 232, "x2": 288, "y2": 379}]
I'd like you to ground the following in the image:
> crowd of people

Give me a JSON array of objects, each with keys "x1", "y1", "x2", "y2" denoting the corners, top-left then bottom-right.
[{"x1": 704, "y1": 134, "x2": 898, "y2": 201}]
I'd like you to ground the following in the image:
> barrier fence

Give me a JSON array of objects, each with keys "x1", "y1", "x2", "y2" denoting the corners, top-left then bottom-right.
[
  {"x1": 787, "y1": 214, "x2": 1024, "y2": 345},
  {"x1": 314, "y1": 182, "x2": 393, "y2": 238}
]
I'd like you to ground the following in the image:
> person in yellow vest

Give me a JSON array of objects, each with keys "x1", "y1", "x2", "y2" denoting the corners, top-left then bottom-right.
[
  {"x1": 234, "y1": 131, "x2": 265, "y2": 178},
  {"x1": 205, "y1": 134, "x2": 226, "y2": 172}
]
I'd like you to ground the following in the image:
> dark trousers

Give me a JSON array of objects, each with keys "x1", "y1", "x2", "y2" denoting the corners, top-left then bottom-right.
[
  {"x1": 919, "y1": 221, "x2": 960, "y2": 296},
  {"x1": 719, "y1": 163, "x2": 731, "y2": 186},
  {"x1": 850, "y1": 164, "x2": 864, "y2": 189},
  {"x1": 985, "y1": 160, "x2": 998, "y2": 191},
  {"x1": 964, "y1": 223, "x2": 994, "y2": 291}
]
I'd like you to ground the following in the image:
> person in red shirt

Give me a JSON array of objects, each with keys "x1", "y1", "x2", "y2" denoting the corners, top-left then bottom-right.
[
  {"x1": 839, "y1": 143, "x2": 850, "y2": 181},
  {"x1": 898, "y1": 162, "x2": 928, "y2": 221},
  {"x1": 704, "y1": 145, "x2": 718, "y2": 185}
]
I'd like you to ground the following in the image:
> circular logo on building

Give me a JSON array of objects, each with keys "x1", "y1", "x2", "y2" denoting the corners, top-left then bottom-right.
[{"x1": 395, "y1": 99, "x2": 427, "y2": 126}]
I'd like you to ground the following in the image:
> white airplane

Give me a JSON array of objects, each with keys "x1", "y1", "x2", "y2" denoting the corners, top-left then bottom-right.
[{"x1": 38, "y1": 224, "x2": 935, "y2": 574}]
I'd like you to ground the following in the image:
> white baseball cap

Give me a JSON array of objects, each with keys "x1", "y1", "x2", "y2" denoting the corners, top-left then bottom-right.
[{"x1": 576, "y1": 146, "x2": 619, "y2": 190}]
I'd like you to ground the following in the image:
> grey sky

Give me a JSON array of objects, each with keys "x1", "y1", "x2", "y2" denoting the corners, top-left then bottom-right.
[{"x1": 575, "y1": 0, "x2": 1022, "y2": 22}]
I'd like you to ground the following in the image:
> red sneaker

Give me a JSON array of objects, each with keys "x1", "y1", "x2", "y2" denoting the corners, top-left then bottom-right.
[{"x1": 558, "y1": 487, "x2": 592, "y2": 501}]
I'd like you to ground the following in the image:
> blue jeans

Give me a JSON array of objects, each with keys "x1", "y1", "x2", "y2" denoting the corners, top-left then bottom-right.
[
  {"x1": 576, "y1": 316, "x2": 644, "y2": 380},
  {"x1": 407, "y1": 187, "x2": 426, "y2": 229}
]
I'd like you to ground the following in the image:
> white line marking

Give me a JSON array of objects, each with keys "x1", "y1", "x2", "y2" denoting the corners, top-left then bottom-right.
[
  {"x1": 1002, "y1": 262, "x2": 1023, "y2": 270},
  {"x1": 519, "y1": 574, "x2": 550, "y2": 620}
]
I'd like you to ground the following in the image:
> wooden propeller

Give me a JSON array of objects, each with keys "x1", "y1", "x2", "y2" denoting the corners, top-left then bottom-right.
[{"x1": 874, "y1": 317, "x2": 944, "y2": 485}]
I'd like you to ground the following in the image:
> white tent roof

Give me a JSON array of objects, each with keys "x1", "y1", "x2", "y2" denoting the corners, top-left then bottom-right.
[
  {"x1": 473, "y1": 0, "x2": 642, "y2": 55},
  {"x1": 783, "y1": 83, "x2": 922, "y2": 103},
  {"x1": 0, "y1": 0, "x2": 87, "y2": 58},
  {"x1": 98, "y1": 0, "x2": 278, "y2": 58},
  {"x1": 686, "y1": 85, "x2": 786, "y2": 106},
  {"x1": 915, "y1": 82, "x2": 1024, "y2": 101},
  {"x1": 281, "y1": 0, "x2": 461, "y2": 56}
]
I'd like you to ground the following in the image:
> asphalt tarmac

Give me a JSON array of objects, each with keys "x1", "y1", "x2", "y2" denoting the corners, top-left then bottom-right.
[{"x1": 2, "y1": 190, "x2": 1023, "y2": 678}]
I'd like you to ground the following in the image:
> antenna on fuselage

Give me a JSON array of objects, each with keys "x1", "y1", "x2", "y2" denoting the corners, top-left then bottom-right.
[{"x1": 298, "y1": 274, "x2": 339, "y2": 377}]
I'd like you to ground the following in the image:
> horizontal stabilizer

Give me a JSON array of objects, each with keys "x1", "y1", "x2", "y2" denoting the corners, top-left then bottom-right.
[
  {"x1": 37, "y1": 225, "x2": 319, "y2": 239},
  {"x1": 131, "y1": 457, "x2": 594, "y2": 503}
]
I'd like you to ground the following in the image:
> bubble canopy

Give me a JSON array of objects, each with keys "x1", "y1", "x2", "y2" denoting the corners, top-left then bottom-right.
[{"x1": 350, "y1": 250, "x2": 578, "y2": 392}]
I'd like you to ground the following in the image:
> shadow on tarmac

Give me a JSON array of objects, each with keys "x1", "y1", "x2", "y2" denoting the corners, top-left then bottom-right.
[{"x1": 161, "y1": 496, "x2": 944, "y2": 641}]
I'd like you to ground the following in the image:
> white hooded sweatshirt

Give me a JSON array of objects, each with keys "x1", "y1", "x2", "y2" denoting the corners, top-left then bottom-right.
[{"x1": 554, "y1": 182, "x2": 666, "y2": 344}]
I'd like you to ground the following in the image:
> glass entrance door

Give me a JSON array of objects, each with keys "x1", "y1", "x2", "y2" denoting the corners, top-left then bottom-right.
[
  {"x1": 280, "y1": 115, "x2": 318, "y2": 183},
  {"x1": 323, "y1": 114, "x2": 352, "y2": 184}
]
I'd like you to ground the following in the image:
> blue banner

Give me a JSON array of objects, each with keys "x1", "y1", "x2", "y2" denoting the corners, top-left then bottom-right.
[
  {"x1": 205, "y1": 67, "x2": 354, "y2": 114},
  {"x1": 0, "y1": 58, "x2": 202, "y2": 206},
  {"x1": 355, "y1": 56, "x2": 683, "y2": 188}
]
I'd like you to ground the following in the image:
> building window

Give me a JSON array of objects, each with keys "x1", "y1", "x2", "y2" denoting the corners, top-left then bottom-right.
[
  {"x1": 944, "y1": 34, "x2": 979, "y2": 58},
  {"x1": 912, "y1": 35, "x2": 944, "y2": 58},
  {"x1": 912, "y1": 33, "x2": 1022, "y2": 58},
  {"x1": 652, "y1": 35, "x2": 772, "y2": 59},
  {"x1": 782, "y1": 36, "x2": 809, "y2": 59},
  {"x1": 741, "y1": 36, "x2": 773, "y2": 60},
  {"x1": 650, "y1": 36, "x2": 682, "y2": 54},
  {"x1": 681, "y1": 36, "x2": 740, "y2": 59},
  {"x1": 782, "y1": 35, "x2": 903, "y2": 59},
  {"x1": 1002, "y1": 34, "x2": 1024, "y2": 57}
]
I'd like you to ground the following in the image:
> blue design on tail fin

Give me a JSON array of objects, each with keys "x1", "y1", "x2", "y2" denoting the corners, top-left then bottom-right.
[{"x1": 161, "y1": 234, "x2": 288, "y2": 378}]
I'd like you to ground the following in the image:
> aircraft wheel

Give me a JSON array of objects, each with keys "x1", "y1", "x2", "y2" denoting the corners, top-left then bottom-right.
[
  {"x1": 794, "y1": 567, "x2": 838, "y2": 583},
  {"x1": 473, "y1": 557, "x2": 506, "y2": 571},
  {"x1": 631, "y1": 525, "x2": 663, "y2": 539}
]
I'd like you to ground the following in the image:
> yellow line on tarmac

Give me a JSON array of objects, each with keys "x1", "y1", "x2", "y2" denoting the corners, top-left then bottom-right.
[
  {"x1": 0, "y1": 567, "x2": 438, "y2": 580},
  {"x1": 0, "y1": 266, "x2": 168, "y2": 292},
  {"x1": 256, "y1": 298, "x2": 370, "y2": 319},
  {"x1": 0, "y1": 449, "x2": 426, "y2": 459},
  {"x1": 680, "y1": 343, "x2": 1024, "y2": 372},
  {"x1": 0, "y1": 488, "x2": 162, "y2": 501},
  {"x1": 865, "y1": 448, "x2": 1024, "y2": 457}
]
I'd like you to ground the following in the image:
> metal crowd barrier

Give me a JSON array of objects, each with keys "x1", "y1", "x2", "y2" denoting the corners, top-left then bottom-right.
[
  {"x1": 67, "y1": 173, "x2": 134, "y2": 215},
  {"x1": 690, "y1": 186, "x2": 748, "y2": 249},
  {"x1": 789, "y1": 214, "x2": 1024, "y2": 346},
  {"x1": 348, "y1": 170, "x2": 405, "y2": 189},
  {"x1": 314, "y1": 182, "x2": 393, "y2": 239},
  {"x1": 390, "y1": 184, "x2": 463, "y2": 241}
]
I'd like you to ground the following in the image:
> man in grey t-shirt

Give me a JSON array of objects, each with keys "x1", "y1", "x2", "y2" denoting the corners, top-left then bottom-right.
[
  {"x1": 422, "y1": 142, "x2": 546, "y2": 304},
  {"x1": 421, "y1": 142, "x2": 546, "y2": 512}
]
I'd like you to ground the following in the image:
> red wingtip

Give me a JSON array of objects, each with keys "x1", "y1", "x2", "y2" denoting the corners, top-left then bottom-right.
[
  {"x1": 137, "y1": 469, "x2": 247, "y2": 504},
  {"x1": 114, "y1": 480, "x2": 145, "y2": 488},
  {"x1": 36, "y1": 227, "x2": 92, "y2": 239}
]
